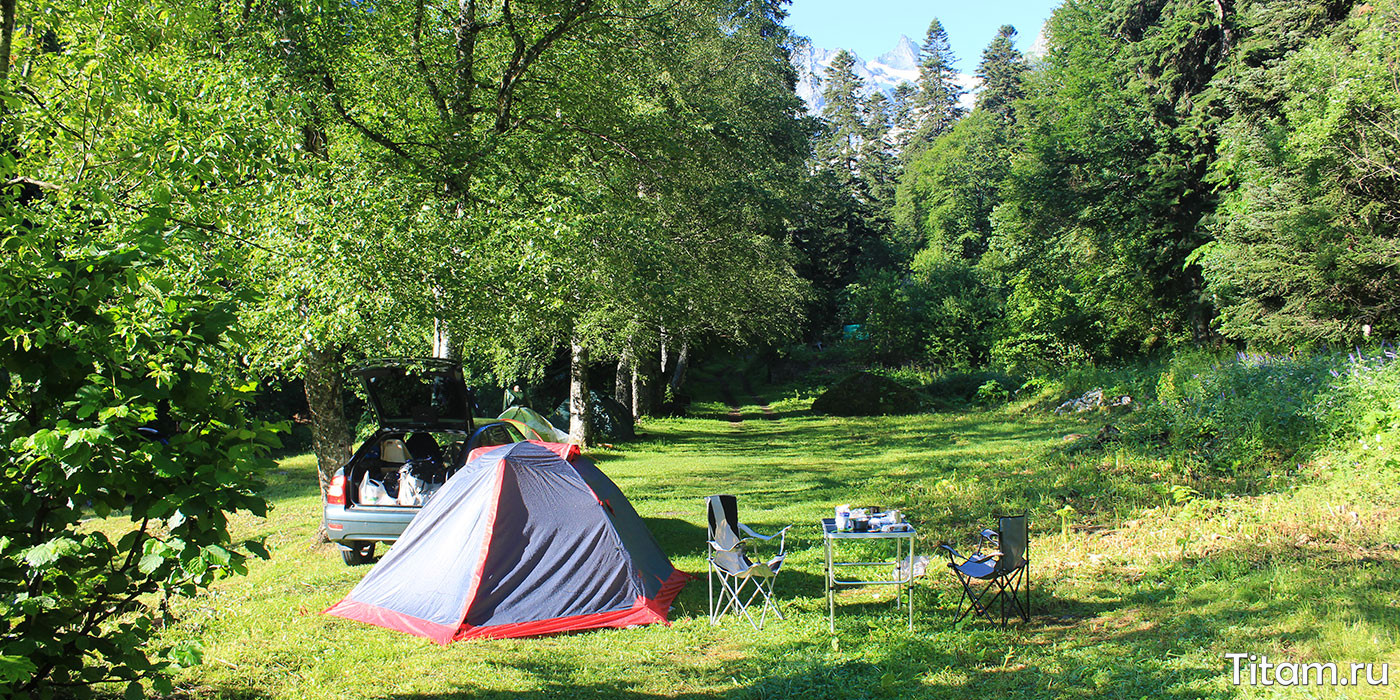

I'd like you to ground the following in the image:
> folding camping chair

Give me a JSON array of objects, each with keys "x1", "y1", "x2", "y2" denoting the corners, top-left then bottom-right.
[
  {"x1": 937, "y1": 514, "x2": 1030, "y2": 627},
  {"x1": 705, "y1": 495, "x2": 790, "y2": 629}
]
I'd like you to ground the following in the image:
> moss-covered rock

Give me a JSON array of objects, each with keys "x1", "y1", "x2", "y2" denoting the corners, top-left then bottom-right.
[{"x1": 810, "y1": 371, "x2": 922, "y2": 416}]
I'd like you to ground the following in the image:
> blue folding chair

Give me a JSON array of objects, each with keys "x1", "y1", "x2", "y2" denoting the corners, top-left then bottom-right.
[{"x1": 938, "y1": 514, "x2": 1030, "y2": 626}]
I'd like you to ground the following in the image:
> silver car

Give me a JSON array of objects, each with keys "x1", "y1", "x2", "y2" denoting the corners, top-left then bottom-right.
[{"x1": 322, "y1": 359, "x2": 528, "y2": 565}]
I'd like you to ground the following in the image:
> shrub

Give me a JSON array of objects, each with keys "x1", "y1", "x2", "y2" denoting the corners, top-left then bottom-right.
[
  {"x1": 975, "y1": 380, "x2": 1012, "y2": 405},
  {"x1": 838, "y1": 270, "x2": 931, "y2": 367},
  {"x1": 924, "y1": 370, "x2": 1021, "y2": 407},
  {"x1": 810, "y1": 372, "x2": 922, "y2": 416},
  {"x1": 1, "y1": 227, "x2": 278, "y2": 696},
  {"x1": 1125, "y1": 351, "x2": 1330, "y2": 473},
  {"x1": 990, "y1": 332, "x2": 1092, "y2": 377},
  {"x1": 1317, "y1": 346, "x2": 1400, "y2": 468},
  {"x1": 837, "y1": 253, "x2": 1000, "y2": 370}
]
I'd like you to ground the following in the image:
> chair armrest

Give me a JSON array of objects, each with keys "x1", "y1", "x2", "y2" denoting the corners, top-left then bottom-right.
[
  {"x1": 936, "y1": 542, "x2": 962, "y2": 563},
  {"x1": 979, "y1": 528, "x2": 1000, "y2": 544},
  {"x1": 739, "y1": 524, "x2": 792, "y2": 555}
]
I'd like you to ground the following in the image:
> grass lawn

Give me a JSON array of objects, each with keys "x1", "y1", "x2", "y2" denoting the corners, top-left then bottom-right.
[{"x1": 151, "y1": 382, "x2": 1400, "y2": 699}]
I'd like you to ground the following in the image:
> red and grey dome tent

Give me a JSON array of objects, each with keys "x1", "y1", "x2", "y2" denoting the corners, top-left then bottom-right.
[{"x1": 324, "y1": 441, "x2": 689, "y2": 643}]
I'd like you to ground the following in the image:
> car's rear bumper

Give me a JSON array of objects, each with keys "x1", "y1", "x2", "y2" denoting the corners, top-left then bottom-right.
[{"x1": 324, "y1": 504, "x2": 417, "y2": 546}]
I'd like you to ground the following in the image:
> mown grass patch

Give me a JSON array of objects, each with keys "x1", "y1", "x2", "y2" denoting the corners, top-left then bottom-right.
[{"x1": 141, "y1": 384, "x2": 1399, "y2": 699}]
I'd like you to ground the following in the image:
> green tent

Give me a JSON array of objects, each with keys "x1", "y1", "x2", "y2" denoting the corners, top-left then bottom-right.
[{"x1": 498, "y1": 405, "x2": 569, "y2": 443}]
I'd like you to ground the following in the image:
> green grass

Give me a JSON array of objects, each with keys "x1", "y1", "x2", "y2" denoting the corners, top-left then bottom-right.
[{"x1": 148, "y1": 383, "x2": 1400, "y2": 699}]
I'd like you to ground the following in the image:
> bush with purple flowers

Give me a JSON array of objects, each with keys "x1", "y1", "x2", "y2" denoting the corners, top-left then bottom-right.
[{"x1": 1127, "y1": 351, "x2": 1330, "y2": 474}]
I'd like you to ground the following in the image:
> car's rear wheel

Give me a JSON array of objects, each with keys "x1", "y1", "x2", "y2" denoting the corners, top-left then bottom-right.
[{"x1": 340, "y1": 541, "x2": 375, "y2": 566}]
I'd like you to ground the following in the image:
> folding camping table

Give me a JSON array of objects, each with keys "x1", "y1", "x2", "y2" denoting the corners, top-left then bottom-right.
[{"x1": 821, "y1": 518, "x2": 915, "y2": 632}]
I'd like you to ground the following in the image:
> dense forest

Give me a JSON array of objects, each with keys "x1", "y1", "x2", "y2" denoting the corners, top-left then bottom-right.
[
  {"x1": 2, "y1": 0, "x2": 1398, "y2": 692},
  {"x1": 814, "y1": 0, "x2": 1398, "y2": 374}
]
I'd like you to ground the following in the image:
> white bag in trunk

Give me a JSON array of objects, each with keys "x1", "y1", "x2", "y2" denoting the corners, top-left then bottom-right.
[
  {"x1": 397, "y1": 465, "x2": 427, "y2": 506},
  {"x1": 359, "y1": 472, "x2": 391, "y2": 505}
]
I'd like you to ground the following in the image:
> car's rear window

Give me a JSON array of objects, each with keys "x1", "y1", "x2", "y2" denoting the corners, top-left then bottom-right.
[{"x1": 364, "y1": 369, "x2": 470, "y2": 427}]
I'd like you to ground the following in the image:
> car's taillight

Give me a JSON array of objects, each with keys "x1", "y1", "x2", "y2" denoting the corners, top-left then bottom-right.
[{"x1": 326, "y1": 473, "x2": 346, "y2": 505}]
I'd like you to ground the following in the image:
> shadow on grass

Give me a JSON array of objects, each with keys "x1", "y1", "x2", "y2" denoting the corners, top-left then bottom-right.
[
  {"x1": 643, "y1": 517, "x2": 708, "y2": 559},
  {"x1": 374, "y1": 656, "x2": 900, "y2": 700},
  {"x1": 167, "y1": 688, "x2": 274, "y2": 700},
  {"x1": 241, "y1": 372, "x2": 1400, "y2": 700}
]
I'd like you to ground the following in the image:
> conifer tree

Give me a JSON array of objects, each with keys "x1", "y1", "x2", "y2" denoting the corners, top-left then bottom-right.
[
  {"x1": 800, "y1": 50, "x2": 890, "y2": 335},
  {"x1": 913, "y1": 18, "x2": 965, "y2": 149},
  {"x1": 818, "y1": 50, "x2": 866, "y2": 178},
  {"x1": 889, "y1": 82, "x2": 918, "y2": 154},
  {"x1": 976, "y1": 25, "x2": 1028, "y2": 120},
  {"x1": 860, "y1": 92, "x2": 898, "y2": 208}
]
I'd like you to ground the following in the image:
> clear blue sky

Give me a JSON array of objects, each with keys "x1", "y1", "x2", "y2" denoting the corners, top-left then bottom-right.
[{"x1": 786, "y1": 0, "x2": 1063, "y2": 71}]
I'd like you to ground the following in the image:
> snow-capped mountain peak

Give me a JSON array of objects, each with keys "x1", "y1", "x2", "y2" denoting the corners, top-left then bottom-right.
[
  {"x1": 875, "y1": 35, "x2": 920, "y2": 72},
  {"x1": 792, "y1": 36, "x2": 976, "y2": 115}
]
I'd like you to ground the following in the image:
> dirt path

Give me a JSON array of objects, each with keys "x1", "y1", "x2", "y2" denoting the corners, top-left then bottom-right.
[
  {"x1": 717, "y1": 381, "x2": 744, "y2": 423},
  {"x1": 740, "y1": 375, "x2": 776, "y2": 420}
]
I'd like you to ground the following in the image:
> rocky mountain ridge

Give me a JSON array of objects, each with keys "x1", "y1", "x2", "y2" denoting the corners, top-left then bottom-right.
[{"x1": 791, "y1": 34, "x2": 979, "y2": 115}]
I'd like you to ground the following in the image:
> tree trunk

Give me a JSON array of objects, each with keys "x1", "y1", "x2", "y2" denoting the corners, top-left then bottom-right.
[
  {"x1": 1, "y1": 0, "x2": 15, "y2": 85},
  {"x1": 1213, "y1": 0, "x2": 1234, "y2": 52},
  {"x1": 666, "y1": 340, "x2": 690, "y2": 398},
  {"x1": 568, "y1": 336, "x2": 593, "y2": 448},
  {"x1": 614, "y1": 347, "x2": 634, "y2": 418},
  {"x1": 304, "y1": 345, "x2": 354, "y2": 500},
  {"x1": 432, "y1": 316, "x2": 451, "y2": 358},
  {"x1": 631, "y1": 340, "x2": 661, "y2": 418},
  {"x1": 297, "y1": 115, "x2": 344, "y2": 517},
  {"x1": 660, "y1": 332, "x2": 670, "y2": 380}
]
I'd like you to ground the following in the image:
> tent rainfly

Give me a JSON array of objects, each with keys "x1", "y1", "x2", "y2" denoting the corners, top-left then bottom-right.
[
  {"x1": 498, "y1": 405, "x2": 570, "y2": 443},
  {"x1": 324, "y1": 441, "x2": 688, "y2": 642}
]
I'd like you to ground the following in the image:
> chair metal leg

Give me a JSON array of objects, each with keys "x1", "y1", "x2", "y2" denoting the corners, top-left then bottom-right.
[
  {"x1": 826, "y1": 537, "x2": 835, "y2": 633},
  {"x1": 1009, "y1": 566, "x2": 1029, "y2": 622},
  {"x1": 718, "y1": 574, "x2": 748, "y2": 620},
  {"x1": 950, "y1": 568, "x2": 971, "y2": 622},
  {"x1": 708, "y1": 559, "x2": 715, "y2": 625},
  {"x1": 712, "y1": 571, "x2": 784, "y2": 631},
  {"x1": 733, "y1": 576, "x2": 764, "y2": 629},
  {"x1": 954, "y1": 567, "x2": 1031, "y2": 627},
  {"x1": 1002, "y1": 576, "x2": 1013, "y2": 627},
  {"x1": 954, "y1": 572, "x2": 1005, "y2": 626},
  {"x1": 753, "y1": 576, "x2": 783, "y2": 627},
  {"x1": 954, "y1": 572, "x2": 989, "y2": 624},
  {"x1": 713, "y1": 570, "x2": 770, "y2": 629}
]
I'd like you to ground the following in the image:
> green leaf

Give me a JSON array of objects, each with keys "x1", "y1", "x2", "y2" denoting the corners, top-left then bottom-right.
[
  {"x1": 167, "y1": 641, "x2": 203, "y2": 668},
  {"x1": 23, "y1": 538, "x2": 81, "y2": 568},
  {"x1": 245, "y1": 539, "x2": 270, "y2": 560},
  {"x1": 138, "y1": 551, "x2": 167, "y2": 575},
  {"x1": 205, "y1": 545, "x2": 232, "y2": 565},
  {"x1": 0, "y1": 655, "x2": 38, "y2": 684}
]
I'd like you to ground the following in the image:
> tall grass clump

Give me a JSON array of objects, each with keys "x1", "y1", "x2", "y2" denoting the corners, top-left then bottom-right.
[
  {"x1": 1316, "y1": 346, "x2": 1400, "y2": 470},
  {"x1": 1129, "y1": 351, "x2": 1331, "y2": 473},
  {"x1": 1114, "y1": 345, "x2": 1399, "y2": 479}
]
